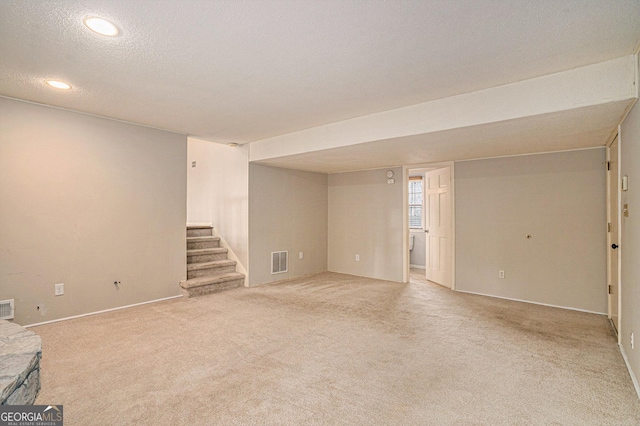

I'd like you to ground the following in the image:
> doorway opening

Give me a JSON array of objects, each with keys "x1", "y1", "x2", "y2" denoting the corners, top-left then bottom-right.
[{"x1": 404, "y1": 163, "x2": 455, "y2": 289}]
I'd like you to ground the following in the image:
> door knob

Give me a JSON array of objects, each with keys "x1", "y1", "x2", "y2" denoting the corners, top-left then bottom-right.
[{"x1": 612, "y1": 244, "x2": 619, "y2": 249}]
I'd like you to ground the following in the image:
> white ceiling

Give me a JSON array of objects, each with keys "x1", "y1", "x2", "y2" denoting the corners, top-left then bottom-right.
[{"x1": 1, "y1": 0, "x2": 639, "y2": 170}]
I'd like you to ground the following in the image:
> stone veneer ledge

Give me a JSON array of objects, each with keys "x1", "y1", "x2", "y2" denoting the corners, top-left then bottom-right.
[{"x1": 0, "y1": 320, "x2": 42, "y2": 405}]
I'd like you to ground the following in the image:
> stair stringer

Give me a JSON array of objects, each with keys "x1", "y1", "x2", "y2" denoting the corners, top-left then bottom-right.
[{"x1": 211, "y1": 228, "x2": 249, "y2": 287}]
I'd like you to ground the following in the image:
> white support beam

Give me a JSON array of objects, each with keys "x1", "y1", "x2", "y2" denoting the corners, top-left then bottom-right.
[{"x1": 250, "y1": 55, "x2": 638, "y2": 163}]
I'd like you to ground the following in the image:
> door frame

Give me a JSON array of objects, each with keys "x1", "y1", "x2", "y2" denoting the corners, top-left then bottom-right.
[
  {"x1": 607, "y1": 131, "x2": 622, "y2": 343},
  {"x1": 403, "y1": 161, "x2": 456, "y2": 289}
]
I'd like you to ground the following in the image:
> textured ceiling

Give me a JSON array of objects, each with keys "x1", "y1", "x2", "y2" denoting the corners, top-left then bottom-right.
[{"x1": 1, "y1": 0, "x2": 639, "y2": 146}]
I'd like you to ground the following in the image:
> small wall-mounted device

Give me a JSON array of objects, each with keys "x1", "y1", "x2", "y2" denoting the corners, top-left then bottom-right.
[
  {"x1": 54, "y1": 283, "x2": 64, "y2": 296},
  {"x1": 386, "y1": 170, "x2": 395, "y2": 184},
  {"x1": 622, "y1": 175, "x2": 628, "y2": 191}
]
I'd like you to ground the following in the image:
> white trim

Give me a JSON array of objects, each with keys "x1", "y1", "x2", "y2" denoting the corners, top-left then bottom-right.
[
  {"x1": 402, "y1": 167, "x2": 408, "y2": 283},
  {"x1": 410, "y1": 264, "x2": 426, "y2": 270},
  {"x1": 454, "y1": 146, "x2": 603, "y2": 164},
  {"x1": 620, "y1": 344, "x2": 640, "y2": 400},
  {"x1": 23, "y1": 295, "x2": 183, "y2": 328},
  {"x1": 455, "y1": 289, "x2": 607, "y2": 316}
]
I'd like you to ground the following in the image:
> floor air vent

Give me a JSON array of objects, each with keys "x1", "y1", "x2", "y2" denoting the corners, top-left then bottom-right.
[
  {"x1": 0, "y1": 299, "x2": 14, "y2": 320},
  {"x1": 271, "y1": 251, "x2": 288, "y2": 274}
]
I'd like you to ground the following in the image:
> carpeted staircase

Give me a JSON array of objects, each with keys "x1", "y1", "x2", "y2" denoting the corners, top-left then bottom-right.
[{"x1": 180, "y1": 225, "x2": 245, "y2": 297}]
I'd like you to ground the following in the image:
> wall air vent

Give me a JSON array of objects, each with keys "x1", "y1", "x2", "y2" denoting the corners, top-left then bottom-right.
[
  {"x1": 0, "y1": 299, "x2": 15, "y2": 320},
  {"x1": 271, "y1": 251, "x2": 288, "y2": 274}
]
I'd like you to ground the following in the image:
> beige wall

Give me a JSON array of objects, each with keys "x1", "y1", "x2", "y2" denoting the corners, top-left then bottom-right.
[
  {"x1": 187, "y1": 138, "x2": 249, "y2": 272},
  {"x1": 455, "y1": 149, "x2": 607, "y2": 313},
  {"x1": 248, "y1": 164, "x2": 327, "y2": 286},
  {"x1": 328, "y1": 167, "x2": 404, "y2": 282},
  {"x1": 620, "y1": 99, "x2": 640, "y2": 393},
  {"x1": 0, "y1": 97, "x2": 187, "y2": 326},
  {"x1": 410, "y1": 230, "x2": 426, "y2": 268}
]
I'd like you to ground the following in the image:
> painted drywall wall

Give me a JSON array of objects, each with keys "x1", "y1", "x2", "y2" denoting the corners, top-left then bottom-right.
[
  {"x1": 620, "y1": 99, "x2": 640, "y2": 394},
  {"x1": 248, "y1": 164, "x2": 327, "y2": 286},
  {"x1": 0, "y1": 97, "x2": 187, "y2": 326},
  {"x1": 455, "y1": 149, "x2": 607, "y2": 313},
  {"x1": 187, "y1": 138, "x2": 249, "y2": 273},
  {"x1": 328, "y1": 167, "x2": 404, "y2": 282},
  {"x1": 410, "y1": 230, "x2": 426, "y2": 268}
]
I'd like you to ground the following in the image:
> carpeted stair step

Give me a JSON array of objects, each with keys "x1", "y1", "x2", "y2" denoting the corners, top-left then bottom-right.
[
  {"x1": 180, "y1": 272, "x2": 245, "y2": 298},
  {"x1": 187, "y1": 225, "x2": 213, "y2": 238},
  {"x1": 187, "y1": 236, "x2": 220, "y2": 250},
  {"x1": 187, "y1": 259, "x2": 237, "y2": 279},
  {"x1": 187, "y1": 247, "x2": 228, "y2": 263}
]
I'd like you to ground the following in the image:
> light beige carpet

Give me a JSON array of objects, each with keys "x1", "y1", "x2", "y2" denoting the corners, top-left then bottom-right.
[{"x1": 33, "y1": 271, "x2": 640, "y2": 425}]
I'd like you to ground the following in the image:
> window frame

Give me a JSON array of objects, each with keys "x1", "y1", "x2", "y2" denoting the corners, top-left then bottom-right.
[{"x1": 408, "y1": 176, "x2": 424, "y2": 230}]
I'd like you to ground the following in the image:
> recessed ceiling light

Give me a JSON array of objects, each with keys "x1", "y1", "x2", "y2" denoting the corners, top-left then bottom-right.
[
  {"x1": 46, "y1": 80, "x2": 72, "y2": 90},
  {"x1": 83, "y1": 17, "x2": 119, "y2": 36}
]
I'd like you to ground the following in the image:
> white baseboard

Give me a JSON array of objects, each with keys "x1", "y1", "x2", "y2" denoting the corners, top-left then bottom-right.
[
  {"x1": 410, "y1": 264, "x2": 426, "y2": 269},
  {"x1": 24, "y1": 294, "x2": 183, "y2": 328},
  {"x1": 620, "y1": 344, "x2": 640, "y2": 401},
  {"x1": 455, "y1": 289, "x2": 607, "y2": 316}
]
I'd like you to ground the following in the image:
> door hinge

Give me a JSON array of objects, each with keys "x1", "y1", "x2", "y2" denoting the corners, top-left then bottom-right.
[
  {"x1": 608, "y1": 285, "x2": 613, "y2": 295},
  {"x1": 608, "y1": 222, "x2": 612, "y2": 232},
  {"x1": 607, "y1": 161, "x2": 611, "y2": 171}
]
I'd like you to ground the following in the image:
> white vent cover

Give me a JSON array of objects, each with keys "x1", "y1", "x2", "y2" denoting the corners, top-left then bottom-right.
[
  {"x1": 0, "y1": 299, "x2": 15, "y2": 320},
  {"x1": 271, "y1": 251, "x2": 288, "y2": 274}
]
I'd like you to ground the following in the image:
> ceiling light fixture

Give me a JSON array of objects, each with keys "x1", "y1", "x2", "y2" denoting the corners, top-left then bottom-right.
[
  {"x1": 228, "y1": 143, "x2": 239, "y2": 147},
  {"x1": 83, "y1": 17, "x2": 119, "y2": 36},
  {"x1": 46, "y1": 80, "x2": 72, "y2": 90}
]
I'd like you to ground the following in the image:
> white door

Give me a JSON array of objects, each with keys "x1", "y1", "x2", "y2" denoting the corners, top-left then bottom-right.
[
  {"x1": 425, "y1": 167, "x2": 451, "y2": 287},
  {"x1": 608, "y1": 135, "x2": 620, "y2": 334}
]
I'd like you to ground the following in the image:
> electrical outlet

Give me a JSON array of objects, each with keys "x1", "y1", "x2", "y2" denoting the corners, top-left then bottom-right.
[
  {"x1": 499, "y1": 270, "x2": 505, "y2": 279},
  {"x1": 355, "y1": 254, "x2": 360, "y2": 261},
  {"x1": 54, "y1": 283, "x2": 64, "y2": 296},
  {"x1": 299, "y1": 251, "x2": 304, "y2": 259}
]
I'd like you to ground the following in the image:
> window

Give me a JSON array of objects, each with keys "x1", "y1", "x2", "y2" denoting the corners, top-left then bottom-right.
[{"x1": 409, "y1": 177, "x2": 423, "y2": 229}]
